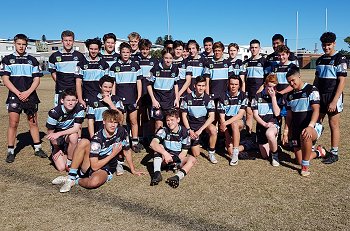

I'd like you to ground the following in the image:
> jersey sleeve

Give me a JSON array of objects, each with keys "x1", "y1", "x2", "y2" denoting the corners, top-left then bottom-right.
[
  {"x1": 46, "y1": 108, "x2": 59, "y2": 130},
  {"x1": 206, "y1": 98, "x2": 216, "y2": 113},
  {"x1": 180, "y1": 96, "x2": 188, "y2": 112},
  {"x1": 135, "y1": 63, "x2": 143, "y2": 80},
  {"x1": 48, "y1": 54, "x2": 56, "y2": 73},
  {"x1": 31, "y1": 57, "x2": 43, "y2": 78},
  {"x1": 74, "y1": 104, "x2": 86, "y2": 124},
  {"x1": 181, "y1": 129, "x2": 191, "y2": 150},
  {"x1": 90, "y1": 138, "x2": 102, "y2": 158},
  {"x1": 186, "y1": 64, "x2": 193, "y2": 76},
  {"x1": 1, "y1": 57, "x2": 12, "y2": 76},
  {"x1": 251, "y1": 96, "x2": 259, "y2": 111},
  {"x1": 217, "y1": 97, "x2": 226, "y2": 114},
  {"x1": 309, "y1": 86, "x2": 320, "y2": 105},
  {"x1": 154, "y1": 127, "x2": 166, "y2": 143},
  {"x1": 337, "y1": 56, "x2": 348, "y2": 77},
  {"x1": 86, "y1": 105, "x2": 95, "y2": 120},
  {"x1": 120, "y1": 127, "x2": 130, "y2": 151}
]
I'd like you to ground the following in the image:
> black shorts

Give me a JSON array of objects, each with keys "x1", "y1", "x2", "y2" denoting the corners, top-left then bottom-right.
[
  {"x1": 291, "y1": 123, "x2": 323, "y2": 148},
  {"x1": 256, "y1": 123, "x2": 279, "y2": 145},
  {"x1": 7, "y1": 101, "x2": 38, "y2": 115},
  {"x1": 150, "y1": 107, "x2": 166, "y2": 121},
  {"x1": 320, "y1": 93, "x2": 343, "y2": 115},
  {"x1": 123, "y1": 103, "x2": 137, "y2": 113}
]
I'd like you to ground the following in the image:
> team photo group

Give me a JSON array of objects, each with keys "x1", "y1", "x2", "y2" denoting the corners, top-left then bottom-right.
[{"x1": 0, "y1": 30, "x2": 347, "y2": 192}]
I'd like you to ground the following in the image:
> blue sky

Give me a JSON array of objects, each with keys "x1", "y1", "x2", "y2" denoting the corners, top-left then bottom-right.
[{"x1": 1, "y1": 0, "x2": 348, "y2": 52}]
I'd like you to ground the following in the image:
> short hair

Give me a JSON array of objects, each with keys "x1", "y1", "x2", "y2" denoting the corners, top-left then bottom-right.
[
  {"x1": 276, "y1": 45, "x2": 290, "y2": 54},
  {"x1": 272, "y1": 34, "x2": 284, "y2": 42},
  {"x1": 173, "y1": 40, "x2": 184, "y2": 49},
  {"x1": 164, "y1": 108, "x2": 180, "y2": 119},
  {"x1": 187, "y1": 40, "x2": 200, "y2": 51},
  {"x1": 213, "y1": 41, "x2": 224, "y2": 51},
  {"x1": 128, "y1": 32, "x2": 141, "y2": 40},
  {"x1": 228, "y1": 43, "x2": 239, "y2": 51},
  {"x1": 61, "y1": 89, "x2": 77, "y2": 99},
  {"x1": 103, "y1": 33, "x2": 116, "y2": 42},
  {"x1": 228, "y1": 75, "x2": 242, "y2": 89},
  {"x1": 286, "y1": 65, "x2": 300, "y2": 78},
  {"x1": 164, "y1": 39, "x2": 174, "y2": 47},
  {"x1": 195, "y1": 76, "x2": 206, "y2": 84},
  {"x1": 61, "y1": 30, "x2": 75, "y2": 40},
  {"x1": 138, "y1": 39, "x2": 152, "y2": 49},
  {"x1": 264, "y1": 74, "x2": 278, "y2": 85},
  {"x1": 183, "y1": 43, "x2": 189, "y2": 51},
  {"x1": 99, "y1": 76, "x2": 115, "y2": 87},
  {"x1": 119, "y1": 42, "x2": 132, "y2": 52},
  {"x1": 250, "y1": 39, "x2": 260, "y2": 46},
  {"x1": 102, "y1": 109, "x2": 123, "y2": 123},
  {"x1": 203, "y1": 37, "x2": 214, "y2": 44},
  {"x1": 161, "y1": 47, "x2": 174, "y2": 57},
  {"x1": 14, "y1": 34, "x2": 28, "y2": 43},
  {"x1": 85, "y1": 37, "x2": 102, "y2": 50},
  {"x1": 320, "y1": 32, "x2": 336, "y2": 43}
]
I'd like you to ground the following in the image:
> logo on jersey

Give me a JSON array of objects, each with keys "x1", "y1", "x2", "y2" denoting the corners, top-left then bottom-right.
[
  {"x1": 99, "y1": 65, "x2": 103, "y2": 70},
  {"x1": 257, "y1": 63, "x2": 262, "y2": 67},
  {"x1": 83, "y1": 64, "x2": 88, "y2": 69},
  {"x1": 329, "y1": 60, "x2": 334, "y2": 65},
  {"x1": 258, "y1": 98, "x2": 262, "y2": 103},
  {"x1": 312, "y1": 91, "x2": 320, "y2": 101},
  {"x1": 90, "y1": 142, "x2": 101, "y2": 153},
  {"x1": 115, "y1": 66, "x2": 120, "y2": 72},
  {"x1": 73, "y1": 56, "x2": 78, "y2": 61},
  {"x1": 235, "y1": 64, "x2": 240, "y2": 69},
  {"x1": 10, "y1": 103, "x2": 18, "y2": 108},
  {"x1": 199, "y1": 63, "x2": 203, "y2": 67},
  {"x1": 224, "y1": 100, "x2": 229, "y2": 105},
  {"x1": 131, "y1": 67, "x2": 136, "y2": 72},
  {"x1": 10, "y1": 59, "x2": 15, "y2": 64},
  {"x1": 56, "y1": 56, "x2": 62, "y2": 62},
  {"x1": 166, "y1": 135, "x2": 170, "y2": 140},
  {"x1": 93, "y1": 102, "x2": 99, "y2": 107},
  {"x1": 171, "y1": 73, "x2": 175, "y2": 77},
  {"x1": 150, "y1": 62, "x2": 154, "y2": 66},
  {"x1": 209, "y1": 64, "x2": 214, "y2": 69},
  {"x1": 188, "y1": 100, "x2": 192, "y2": 106},
  {"x1": 224, "y1": 64, "x2": 228, "y2": 68}
]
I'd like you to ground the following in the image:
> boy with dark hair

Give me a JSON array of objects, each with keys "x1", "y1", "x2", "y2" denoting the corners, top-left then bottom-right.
[
  {"x1": 164, "y1": 39, "x2": 174, "y2": 49},
  {"x1": 150, "y1": 109, "x2": 196, "y2": 188},
  {"x1": 172, "y1": 40, "x2": 190, "y2": 98},
  {"x1": 181, "y1": 76, "x2": 217, "y2": 163},
  {"x1": 76, "y1": 37, "x2": 109, "y2": 108},
  {"x1": 1, "y1": 33, "x2": 47, "y2": 163},
  {"x1": 49, "y1": 30, "x2": 85, "y2": 106},
  {"x1": 46, "y1": 89, "x2": 85, "y2": 171},
  {"x1": 101, "y1": 33, "x2": 119, "y2": 67},
  {"x1": 266, "y1": 34, "x2": 298, "y2": 69},
  {"x1": 227, "y1": 43, "x2": 245, "y2": 91},
  {"x1": 201, "y1": 37, "x2": 214, "y2": 60},
  {"x1": 314, "y1": 32, "x2": 347, "y2": 164}
]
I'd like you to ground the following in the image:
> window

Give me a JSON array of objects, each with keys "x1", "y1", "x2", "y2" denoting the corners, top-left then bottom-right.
[{"x1": 6, "y1": 46, "x2": 13, "y2": 51}]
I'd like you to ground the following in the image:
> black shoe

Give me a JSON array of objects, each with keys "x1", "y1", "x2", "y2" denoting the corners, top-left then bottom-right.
[
  {"x1": 6, "y1": 153, "x2": 15, "y2": 163},
  {"x1": 150, "y1": 171, "x2": 162, "y2": 186},
  {"x1": 166, "y1": 175, "x2": 180, "y2": 188},
  {"x1": 322, "y1": 153, "x2": 338, "y2": 164},
  {"x1": 131, "y1": 144, "x2": 141, "y2": 153},
  {"x1": 34, "y1": 148, "x2": 48, "y2": 158}
]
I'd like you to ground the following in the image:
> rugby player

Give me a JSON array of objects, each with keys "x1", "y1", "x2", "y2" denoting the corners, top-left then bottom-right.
[
  {"x1": 227, "y1": 43, "x2": 245, "y2": 91},
  {"x1": 201, "y1": 36, "x2": 214, "y2": 60},
  {"x1": 172, "y1": 40, "x2": 190, "y2": 98}
]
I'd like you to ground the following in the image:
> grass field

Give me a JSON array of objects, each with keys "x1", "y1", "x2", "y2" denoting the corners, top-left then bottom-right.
[{"x1": 0, "y1": 70, "x2": 349, "y2": 231}]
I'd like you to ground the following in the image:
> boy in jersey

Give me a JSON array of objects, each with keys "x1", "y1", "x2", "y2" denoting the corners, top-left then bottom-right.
[
  {"x1": 283, "y1": 66, "x2": 325, "y2": 176},
  {"x1": 52, "y1": 109, "x2": 144, "y2": 193},
  {"x1": 218, "y1": 75, "x2": 247, "y2": 166},
  {"x1": 101, "y1": 33, "x2": 119, "y2": 67},
  {"x1": 46, "y1": 89, "x2": 85, "y2": 171},
  {"x1": 76, "y1": 38, "x2": 109, "y2": 108},
  {"x1": 242, "y1": 39, "x2": 268, "y2": 134},
  {"x1": 182, "y1": 44, "x2": 190, "y2": 59},
  {"x1": 201, "y1": 37, "x2": 214, "y2": 60},
  {"x1": 150, "y1": 109, "x2": 196, "y2": 188},
  {"x1": 251, "y1": 74, "x2": 281, "y2": 166},
  {"x1": 314, "y1": 32, "x2": 347, "y2": 164},
  {"x1": 110, "y1": 42, "x2": 143, "y2": 153},
  {"x1": 147, "y1": 48, "x2": 179, "y2": 131},
  {"x1": 1, "y1": 34, "x2": 47, "y2": 163},
  {"x1": 227, "y1": 43, "x2": 245, "y2": 91},
  {"x1": 266, "y1": 34, "x2": 298, "y2": 68},
  {"x1": 49, "y1": 30, "x2": 85, "y2": 106},
  {"x1": 172, "y1": 40, "x2": 190, "y2": 98},
  {"x1": 128, "y1": 32, "x2": 141, "y2": 60},
  {"x1": 164, "y1": 39, "x2": 174, "y2": 49},
  {"x1": 181, "y1": 76, "x2": 217, "y2": 163}
]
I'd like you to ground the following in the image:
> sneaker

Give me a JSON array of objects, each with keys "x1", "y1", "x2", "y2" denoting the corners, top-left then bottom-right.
[
  {"x1": 271, "y1": 154, "x2": 280, "y2": 167},
  {"x1": 166, "y1": 175, "x2": 180, "y2": 188},
  {"x1": 60, "y1": 178, "x2": 75, "y2": 193},
  {"x1": 150, "y1": 171, "x2": 162, "y2": 186},
  {"x1": 34, "y1": 148, "x2": 48, "y2": 158},
  {"x1": 322, "y1": 153, "x2": 338, "y2": 164},
  {"x1": 6, "y1": 153, "x2": 15, "y2": 163},
  {"x1": 131, "y1": 144, "x2": 141, "y2": 153},
  {"x1": 230, "y1": 153, "x2": 239, "y2": 166},
  {"x1": 52, "y1": 175, "x2": 68, "y2": 185},
  {"x1": 116, "y1": 162, "x2": 124, "y2": 176},
  {"x1": 300, "y1": 165, "x2": 310, "y2": 177},
  {"x1": 316, "y1": 145, "x2": 327, "y2": 158},
  {"x1": 208, "y1": 153, "x2": 218, "y2": 164}
]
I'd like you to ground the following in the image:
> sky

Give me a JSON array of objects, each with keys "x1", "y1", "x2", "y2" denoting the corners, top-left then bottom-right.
[{"x1": 1, "y1": 0, "x2": 348, "y2": 53}]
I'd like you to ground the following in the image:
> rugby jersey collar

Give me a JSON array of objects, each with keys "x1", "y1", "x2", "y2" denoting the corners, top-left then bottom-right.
[
  {"x1": 100, "y1": 50, "x2": 116, "y2": 56},
  {"x1": 192, "y1": 91, "x2": 205, "y2": 99},
  {"x1": 60, "y1": 104, "x2": 67, "y2": 114},
  {"x1": 169, "y1": 124, "x2": 182, "y2": 134},
  {"x1": 59, "y1": 48, "x2": 74, "y2": 54},
  {"x1": 118, "y1": 59, "x2": 131, "y2": 65},
  {"x1": 13, "y1": 51, "x2": 28, "y2": 57},
  {"x1": 226, "y1": 90, "x2": 240, "y2": 98},
  {"x1": 212, "y1": 56, "x2": 224, "y2": 62},
  {"x1": 159, "y1": 62, "x2": 173, "y2": 70},
  {"x1": 86, "y1": 55, "x2": 101, "y2": 62},
  {"x1": 102, "y1": 127, "x2": 118, "y2": 139},
  {"x1": 174, "y1": 57, "x2": 184, "y2": 62}
]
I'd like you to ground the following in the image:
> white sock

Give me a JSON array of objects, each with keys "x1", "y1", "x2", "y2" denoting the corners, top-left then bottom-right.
[
  {"x1": 34, "y1": 144, "x2": 42, "y2": 152},
  {"x1": 176, "y1": 170, "x2": 185, "y2": 180},
  {"x1": 153, "y1": 156, "x2": 162, "y2": 172}
]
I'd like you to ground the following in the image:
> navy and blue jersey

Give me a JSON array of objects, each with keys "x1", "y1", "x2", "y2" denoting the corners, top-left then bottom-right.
[
  {"x1": 173, "y1": 58, "x2": 188, "y2": 92},
  {"x1": 131, "y1": 51, "x2": 141, "y2": 62},
  {"x1": 251, "y1": 90, "x2": 282, "y2": 124},
  {"x1": 217, "y1": 91, "x2": 247, "y2": 120},
  {"x1": 90, "y1": 127, "x2": 130, "y2": 168},
  {"x1": 266, "y1": 51, "x2": 299, "y2": 69},
  {"x1": 76, "y1": 56, "x2": 109, "y2": 104},
  {"x1": 287, "y1": 83, "x2": 320, "y2": 130},
  {"x1": 315, "y1": 52, "x2": 347, "y2": 94},
  {"x1": 87, "y1": 94, "x2": 124, "y2": 132},
  {"x1": 100, "y1": 50, "x2": 119, "y2": 67},
  {"x1": 200, "y1": 52, "x2": 214, "y2": 61},
  {"x1": 154, "y1": 125, "x2": 191, "y2": 156},
  {"x1": 48, "y1": 50, "x2": 85, "y2": 94},
  {"x1": 180, "y1": 92, "x2": 215, "y2": 130},
  {"x1": 1, "y1": 52, "x2": 43, "y2": 104},
  {"x1": 110, "y1": 59, "x2": 142, "y2": 105},
  {"x1": 148, "y1": 63, "x2": 179, "y2": 110},
  {"x1": 204, "y1": 58, "x2": 234, "y2": 100},
  {"x1": 242, "y1": 57, "x2": 268, "y2": 98},
  {"x1": 46, "y1": 104, "x2": 85, "y2": 131},
  {"x1": 271, "y1": 62, "x2": 297, "y2": 92},
  {"x1": 134, "y1": 55, "x2": 158, "y2": 96},
  {"x1": 186, "y1": 56, "x2": 208, "y2": 91},
  {"x1": 228, "y1": 58, "x2": 244, "y2": 76}
]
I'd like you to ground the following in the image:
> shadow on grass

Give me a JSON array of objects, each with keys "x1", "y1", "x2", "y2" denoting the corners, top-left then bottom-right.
[{"x1": 14, "y1": 131, "x2": 47, "y2": 155}]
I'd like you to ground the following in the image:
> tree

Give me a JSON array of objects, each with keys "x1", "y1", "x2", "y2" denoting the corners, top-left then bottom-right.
[
  {"x1": 154, "y1": 35, "x2": 173, "y2": 46},
  {"x1": 150, "y1": 49, "x2": 162, "y2": 59},
  {"x1": 41, "y1": 34, "x2": 47, "y2": 42},
  {"x1": 344, "y1": 36, "x2": 350, "y2": 48},
  {"x1": 339, "y1": 49, "x2": 350, "y2": 56}
]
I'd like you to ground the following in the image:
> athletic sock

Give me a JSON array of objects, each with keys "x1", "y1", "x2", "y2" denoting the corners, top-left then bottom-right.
[
  {"x1": 271, "y1": 150, "x2": 278, "y2": 156},
  {"x1": 153, "y1": 156, "x2": 162, "y2": 172},
  {"x1": 301, "y1": 160, "x2": 310, "y2": 167},
  {"x1": 66, "y1": 159, "x2": 72, "y2": 167},
  {"x1": 68, "y1": 168, "x2": 78, "y2": 180},
  {"x1": 330, "y1": 147, "x2": 338, "y2": 156},
  {"x1": 208, "y1": 148, "x2": 215, "y2": 156},
  {"x1": 233, "y1": 147, "x2": 239, "y2": 155},
  {"x1": 132, "y1": 138, "x2": 139, "y2": 146},
  {"x1": 176, "y1": 169, "x2": 187, "y2": 180},
  {"x1": 33, "y1": 143, "x2": 42, "y2": 152},
  {"x1": 8, "y1": 146, "x2": 15, "y2": 155}
]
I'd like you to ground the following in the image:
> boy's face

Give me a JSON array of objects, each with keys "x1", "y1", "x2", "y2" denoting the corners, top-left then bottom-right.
[
  {"x1": 120, "y1": 47, "x2": 131, "y2": 61},
  {"x1": 229, "y1": 46, "x2": 238, "y2": 59},
  {"x1": 61, "y1": 95, "x2": 78, "y2": 111},
  {"x1": 250, "y1": 43, "x2": 260, "y2": 56},
  {"x1": 183, "y1": 49, "x2": 189, "y2": 59},
  {"x1": 14, "y1": 39, "x2": 27, "y2": 55},
  {"x1": 163, "y1": 53, "x2": 173, "y2": 67},
  {"x1": 103, "y1": 120, "x2": 118, "y2": 134},
  {"x1": 62, "y1": 36, "x2": 74, "y2": 51},
  {"x1": 287, "y1": 74, "x2": 302, "y2": 90},
  {"x1": 104, "y1": 38, "x2": 115, "y2": 53},
  {"x1": 140, "y1": 47, "x2": 150, "y2": 57},
  {"x1": 272, "y1": 39, "x2": 283, "y2": 51},
  {"x1": 166, "y1": 115, "x2": 180, "y2": 131},
  {"x1": 214, "y1": 47, "x2": 223, "y2": 60},
  {"x1": 194, "y1": 81, "x2": 206, "y2": 95},
  {"x1": 188, "y1": 44, "x2": 198, "y2": 57},
  {"x1": 228, "y1": 79, "x2": 240, "y2": 94},
  {"x1": 129, "y1": 38, "x2": 139, "y2": 51},
  {"x1": 278, "y1": 52, "x2": 289, "y2": 64},
  {"x1": 204, "y1": 42, "x2": 213, "y2": 54},
  {"x1": 265, "y1": 82, "x2": 277, "y2": 92},
  {"x1": 322, "y1": 42, "x2": 336, "y2": 55},
  {"x1": 174, "y1": 46, "x2": 183, "y2": 59},
  {"x1": 89, "y1": 44, "x2": 100, "y2": 59},
  {"x1": 100, "y1": 82, "x2": 113, "y2": 96}
]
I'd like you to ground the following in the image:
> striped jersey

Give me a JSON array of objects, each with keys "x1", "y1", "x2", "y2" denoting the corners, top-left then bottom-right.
[
  {"x1": 186, "y1": 55, "x2": 208, "y2": 91},
  {"x1": 228, "y1": 58, "x2": 244, "y2": 76},
  {"x1": 266, "y1": 51, "x2": 299, "y2": 69},
  {"x1": 46, "y1": 104, "x2": 85, "y2": 131},
  {"x1": 242, "y1": 57, "x2": 268, "y2": 98},
  {"x1": 134, "y1": 55, "x2": 158, "y2": 96},
  {"x1": 173, "y1": 57, "x2": 188, "y2": 93},
  {"x1": 100, "y1": 50, "x2": 119, "y2": 67},
  {"x1": 217, "y1": 91, "x2": 247, "y2": 120},
  {"x1": 251, "y1": 90, "x2": 282, "y2": 124}
]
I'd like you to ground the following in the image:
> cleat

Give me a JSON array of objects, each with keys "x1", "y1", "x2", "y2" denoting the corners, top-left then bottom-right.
[
  {"x1": 60, "y1": 178, "x2": 75, "y2": 193},
  {"x1": 322, "y1": 153, "x2": 338, "y2": 164},
  {"x1": 52, "y1": 175, "x2": 68, "y2": 185},
  {"x1": 116, "y1": 162, "x2": 124, "y2": 176},
  {"x1": 166, "y1": 175, "x2": 180, "y2": 188},
  {"x1": 35, "y1": 148, "x2": 48, "y2": 158},
  {"x1": 271, "y1": 153, "x2": 280, "y2": 167},
  {"x1": 230, "y1": 153, "x2": 239, "y2": 166},
  {"x1": 136, "y1": 142, "x2": 144, "y2": 150},
  {"x1": 300, "y1": 165, "x2": 310, "y2": 177},
  {"x1": 150, "y1": 171, "x2": 162, "y2": 186},
  {"x1": 208, "y1": 153, "x2": 218, "y2": 164},
  {"x1": 6, "y1": 153, "x2": 15, "y2": 163},
  {"x1": 131, "y1": 144, "x2": 141, "y2": 153},
  {"x1": 316, "y1": 145, "x2": 327, "y2": 158}
]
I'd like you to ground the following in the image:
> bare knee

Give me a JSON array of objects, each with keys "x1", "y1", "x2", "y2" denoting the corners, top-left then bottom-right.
[{"x1": 68, "y1": 133, "x2": 79, "y2": 145}]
